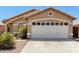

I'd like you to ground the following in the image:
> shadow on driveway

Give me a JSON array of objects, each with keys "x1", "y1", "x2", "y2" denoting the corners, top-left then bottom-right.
[{"x1": 27, "y1": 38, "x2": 77, "y2": 42}]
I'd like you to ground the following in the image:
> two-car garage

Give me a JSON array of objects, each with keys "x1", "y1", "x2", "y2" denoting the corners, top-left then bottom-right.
[{"x1": 31, "y1": 20, "x2": 69, "y2": 38}]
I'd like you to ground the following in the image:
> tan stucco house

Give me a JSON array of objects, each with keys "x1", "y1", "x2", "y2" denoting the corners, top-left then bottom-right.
[{"x1": 3, "y1": 7, "x2": 76, "y2": 39}]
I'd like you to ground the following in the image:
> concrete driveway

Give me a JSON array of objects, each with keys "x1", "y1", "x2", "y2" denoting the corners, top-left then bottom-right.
[{"x1": 21, "y1": 39, "x2": 79, "y2": 53}]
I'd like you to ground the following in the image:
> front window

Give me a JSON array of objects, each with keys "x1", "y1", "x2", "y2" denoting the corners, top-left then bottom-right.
[
  {"x1": 46, "y1": 22, "x2": 50, "y2": 25},
  {"x1": 60, "y1": 22, "x2": 63, "y2": 25},
  {"x1": 42, "y1": 22, "x2": 45, "y2": 25},
  {"x1": 32, "y1": 22, "x2": 36, "y2": 25},
  {"x1": 37, "y1": 22, "x2": 40, "y2": 25},
  {"x1": 55, "y1": 22, "x2": 59, "y2": 25},
  {"x1": 64, "y1": 23, "x2": 68, "y2": 25},
  {"x1": 51, "y1": 22, "x2": 54, "y2": 25}
]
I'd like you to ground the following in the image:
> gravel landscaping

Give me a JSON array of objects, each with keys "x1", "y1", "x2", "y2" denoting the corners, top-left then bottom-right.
[{"x1": 0, "y1": 40, "x2": 27, "y2": 53}]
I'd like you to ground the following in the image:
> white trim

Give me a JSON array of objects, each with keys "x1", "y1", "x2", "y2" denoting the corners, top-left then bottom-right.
[
  {"x1": 29, "y1": 18, "x2": 71, "y2": 23},
  {"x1": 13, "y1": 22, "x2": 27, "y2": 25},
  {"x1": 17, "y1": 21, "x2": 27, "y2": 24},
  {"x1": 69, "y1": 33, "x2": 73, "y2": 35}
]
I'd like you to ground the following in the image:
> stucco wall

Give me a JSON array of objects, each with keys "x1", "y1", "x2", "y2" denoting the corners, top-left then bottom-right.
[
  {"x1": 69, "y1": 23, "x2": 73, "y2": 38},
  {"x1": 4, "y1": 8, "x2": 73, "y2": 38},
  {"x1": 28, "y1": 8, "x2": 73, "y2": 21}
]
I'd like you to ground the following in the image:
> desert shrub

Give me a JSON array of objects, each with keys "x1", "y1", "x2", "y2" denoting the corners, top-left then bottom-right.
[
  {"x1": 19, "y1": 26, "x2": 27, "y2": 39},
  {"x1": 0, "y1": 32, "x2": 15, "y2": 49}
]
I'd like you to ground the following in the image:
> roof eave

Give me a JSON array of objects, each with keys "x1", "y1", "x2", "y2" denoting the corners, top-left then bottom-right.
[{"x1": 3, "y1": 9, "x2": 37, "y2": 24}]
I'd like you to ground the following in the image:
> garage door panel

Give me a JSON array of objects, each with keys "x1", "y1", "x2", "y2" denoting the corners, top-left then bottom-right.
[{"x1": 32, "y1": 25, "x2": 68, "y2": 38}]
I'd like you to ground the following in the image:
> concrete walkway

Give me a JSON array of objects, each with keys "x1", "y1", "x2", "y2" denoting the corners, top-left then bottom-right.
[{"x1": 21, "y1": 40, "x2": 79, "y2": 53}]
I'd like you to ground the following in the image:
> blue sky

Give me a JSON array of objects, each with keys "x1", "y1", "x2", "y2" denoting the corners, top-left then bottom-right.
[{"x1": 0, "y1": 6, "x2": 79, "y2": 24}]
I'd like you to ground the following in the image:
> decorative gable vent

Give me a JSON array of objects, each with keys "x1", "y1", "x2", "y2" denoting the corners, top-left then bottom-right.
[{"x1": 48, "y1": 11, "x2": 53, "y2": 16}]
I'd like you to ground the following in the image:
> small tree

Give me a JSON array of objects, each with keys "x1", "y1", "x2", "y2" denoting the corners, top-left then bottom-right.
[{"x1": 19, "y1": 25, "x2": 27, "y2": 39}]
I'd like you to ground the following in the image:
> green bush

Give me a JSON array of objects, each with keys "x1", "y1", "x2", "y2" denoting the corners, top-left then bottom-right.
[
  {"x1": 0, "y1": 32, "x2": 15, "y2": 49},
  {"x1": 19, "y1": 26, "x2": 27, "y2": 39}
]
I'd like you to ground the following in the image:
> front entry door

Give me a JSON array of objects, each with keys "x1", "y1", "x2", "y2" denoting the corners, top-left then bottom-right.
[{"x1": 73, "y1": 27, "x2": 78, "y2": 38}]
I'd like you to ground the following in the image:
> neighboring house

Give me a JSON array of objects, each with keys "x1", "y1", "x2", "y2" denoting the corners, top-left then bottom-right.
[{"x1": 3, "y1": 7, "x2": 76, "y2": 39}]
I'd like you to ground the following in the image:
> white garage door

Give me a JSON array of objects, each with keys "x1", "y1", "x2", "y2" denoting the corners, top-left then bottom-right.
[{"x1": 31, "y1": 22, "x2": 69, "y2": 38}]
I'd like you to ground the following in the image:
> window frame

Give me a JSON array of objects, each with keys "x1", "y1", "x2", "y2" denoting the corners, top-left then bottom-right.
[
  {"x1": 32, "y1": 22, "x2": 36, "y2": 25},
  {"x1": 64, "y1": 22, "x2": 68, "y2": 25},
  {"x1": 60, "y1": 22, "x2": 63, "y2": 26},
  {"x1": 37, "y1": 22, "x2": 40, "y2": 25},
  {"x1": 55, "y1": 22, "x2": 59, "y2": 25},
  {"x1": 51, "y1": 22, "x2": 54, "y2": 25},
  {"x1": 46, "y1": 22, "x2": 50, "y2": 25},
  {"x1": 41, "y1": 22, "x2": 45, "y2": 25}
]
